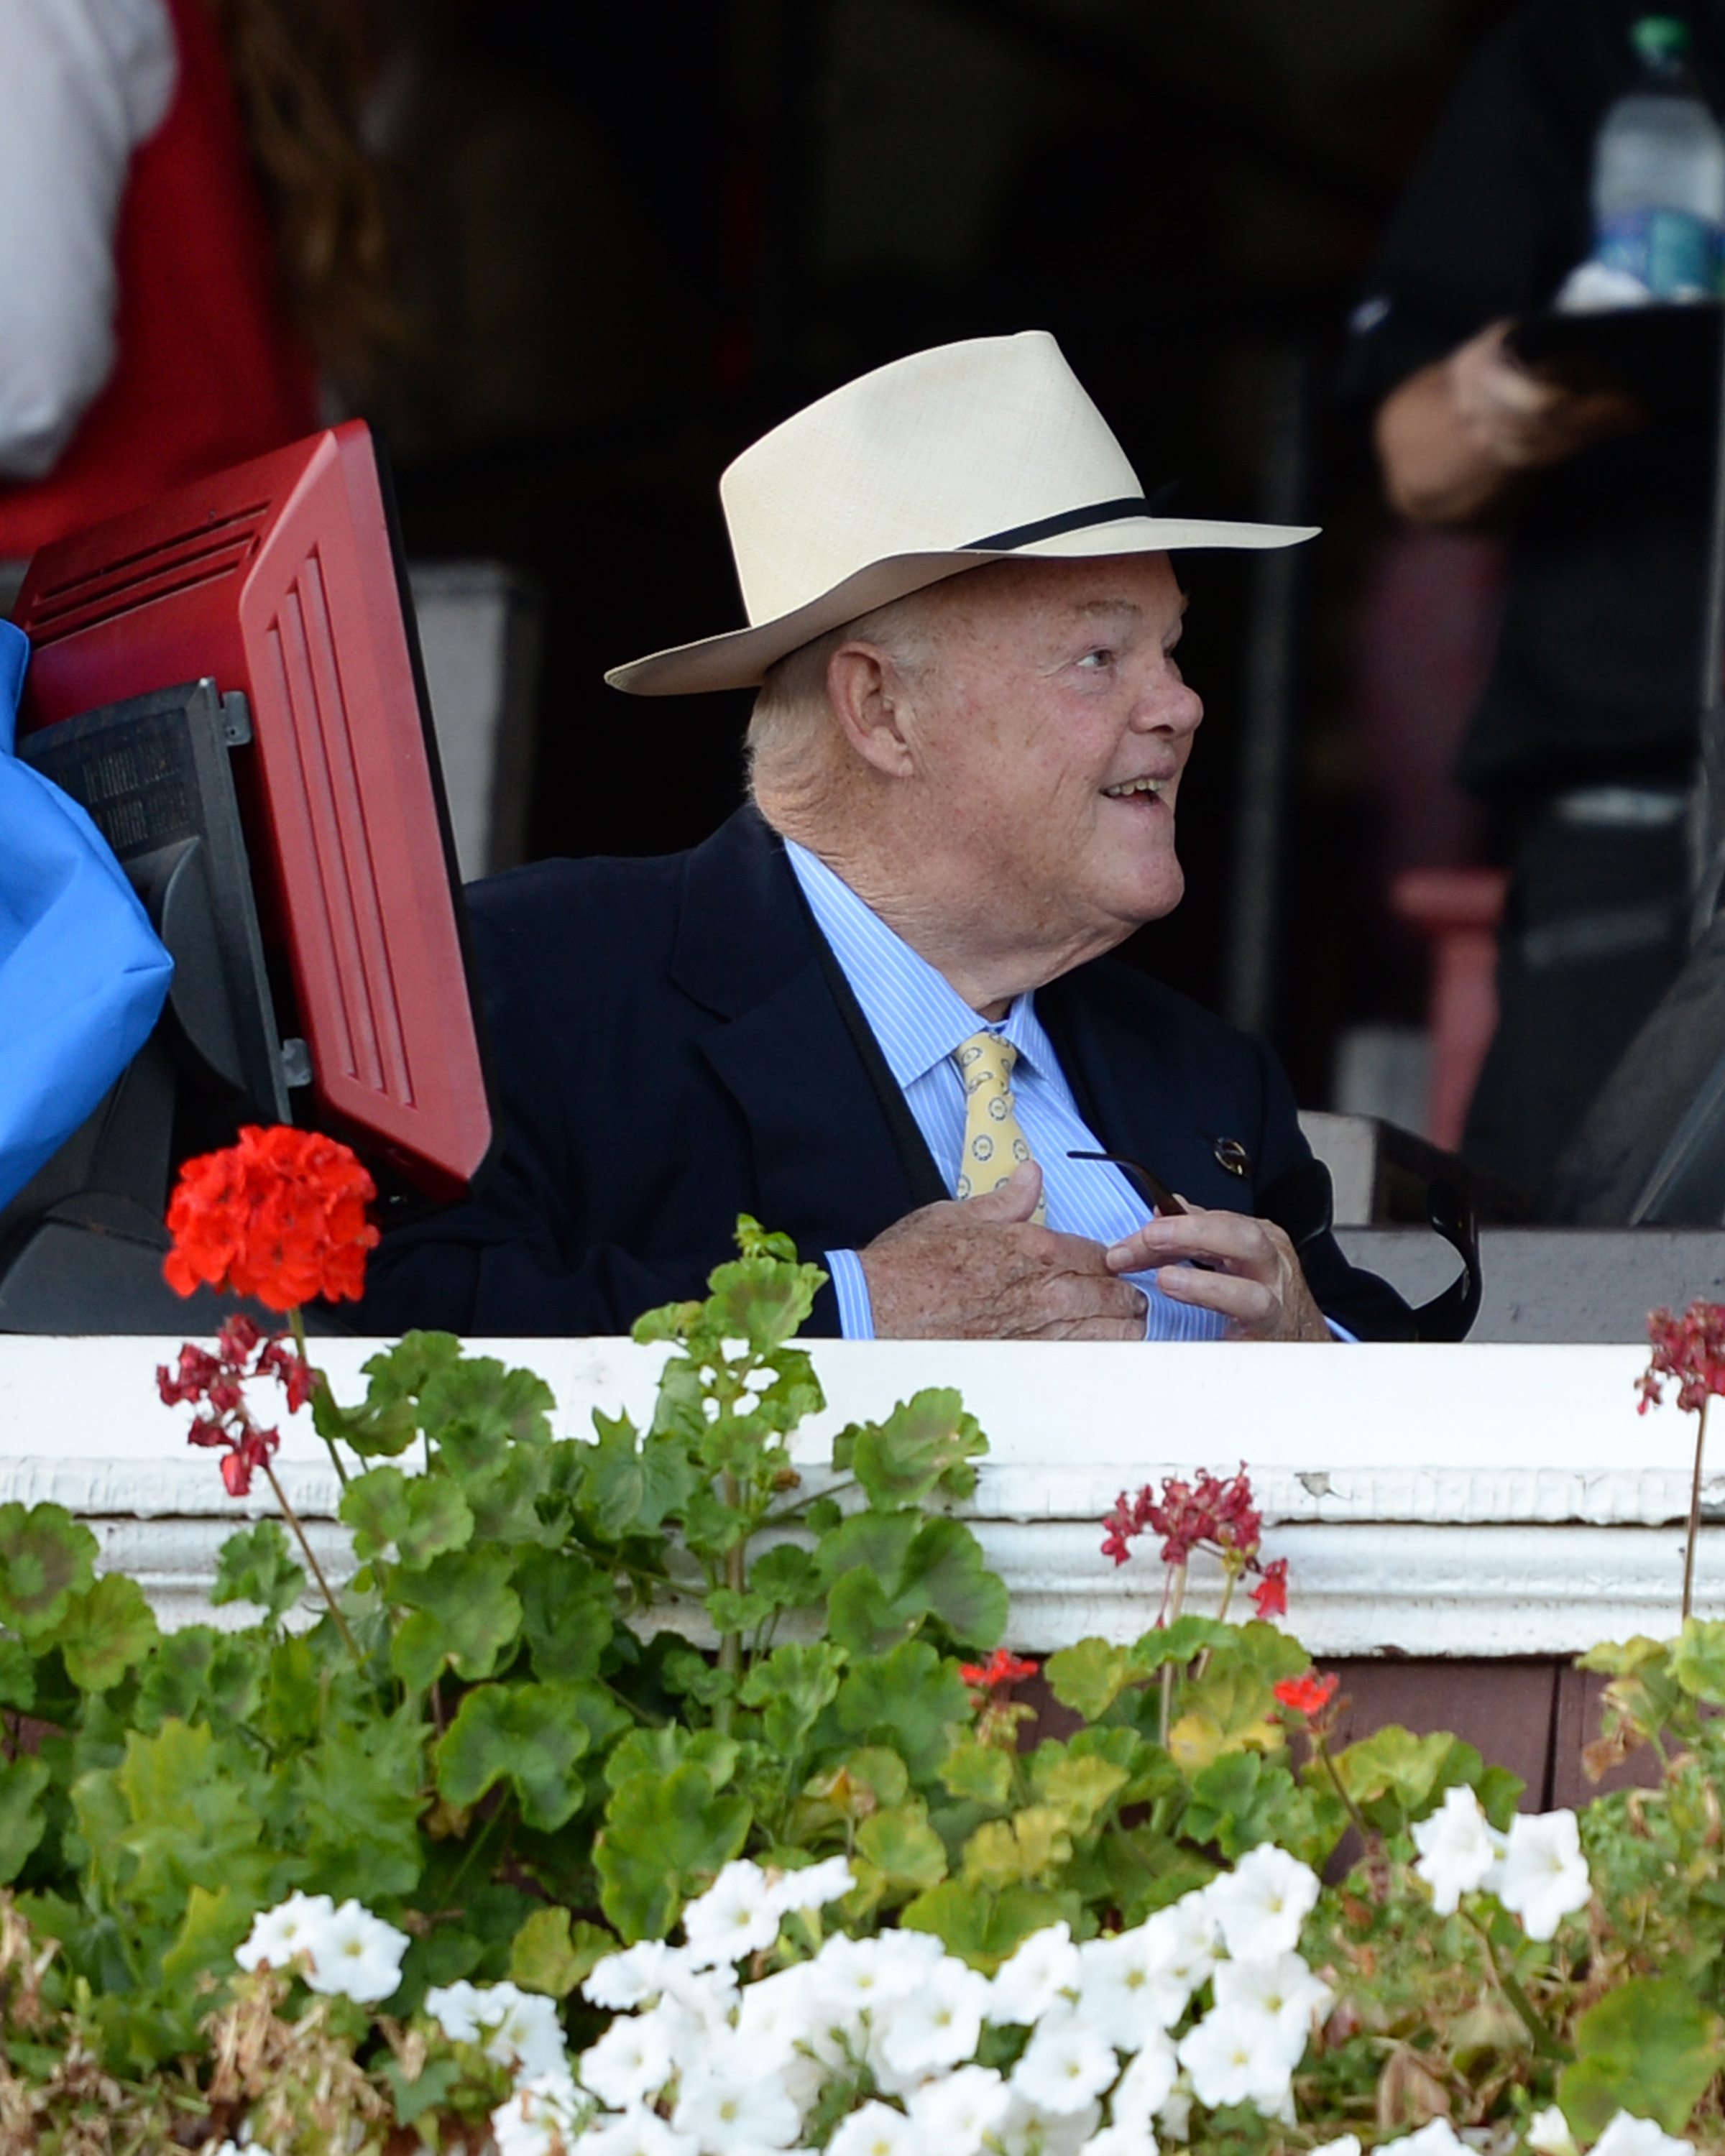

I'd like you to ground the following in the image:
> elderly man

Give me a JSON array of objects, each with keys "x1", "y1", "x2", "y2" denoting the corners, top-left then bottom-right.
[{"x1": 362, "y1": 332, "x2": 1410, "y2": 1341}]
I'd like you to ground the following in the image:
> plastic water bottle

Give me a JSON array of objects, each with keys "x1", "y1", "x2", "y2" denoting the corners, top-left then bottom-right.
[{"x1": 1591, "y1": 15, "x2": 1725, "y2": 300}]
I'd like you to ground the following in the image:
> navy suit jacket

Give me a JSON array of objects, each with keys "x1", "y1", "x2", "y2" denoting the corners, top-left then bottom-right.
[{"x1": 361, "y1": 806, "x2": 1412, "y2": 1340}]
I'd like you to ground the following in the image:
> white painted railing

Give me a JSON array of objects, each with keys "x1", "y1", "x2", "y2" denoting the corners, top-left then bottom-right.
[{"x1": 0, "y1": 1337, "x2": 1710, "y2": 1657}]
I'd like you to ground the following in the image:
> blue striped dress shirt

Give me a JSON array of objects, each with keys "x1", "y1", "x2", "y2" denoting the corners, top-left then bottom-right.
[{"x1": 784, "y1": 840, "x2": 1228, "y2": 1342}]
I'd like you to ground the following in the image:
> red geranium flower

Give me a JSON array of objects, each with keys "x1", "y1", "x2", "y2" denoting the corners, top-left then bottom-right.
[
  {"x1": 163, "y1": 1125, "x2": 379, "y2": 1311},
  {"x1": 1251, "y1": 1557, "x2": 1289, "y2": 1621},
  {"x1": 959, "y1": 1648, "x2": 1039, "y2": 1692},
  {"x1": 1273, "y1": 1670, "x2": 1339, "y2": 1718},
  {"x1": 1639, "y1": 1302, "x2": 1725, "y2": 1416}
]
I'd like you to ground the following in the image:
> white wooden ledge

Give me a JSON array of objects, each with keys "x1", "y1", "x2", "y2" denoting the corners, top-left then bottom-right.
[{"x1": 0, "y1": 1338, "x2": 1713, "y2": 1657}]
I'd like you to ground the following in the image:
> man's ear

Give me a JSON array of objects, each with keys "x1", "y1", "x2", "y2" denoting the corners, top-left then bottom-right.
[{"x1": 825, "y1": 642, "x2": 917, "y2": 779}]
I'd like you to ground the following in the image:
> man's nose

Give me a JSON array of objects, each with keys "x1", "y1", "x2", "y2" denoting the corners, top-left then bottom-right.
[{"x1": 1130, "y1": 678, "x2": 1204, "y2": 736}]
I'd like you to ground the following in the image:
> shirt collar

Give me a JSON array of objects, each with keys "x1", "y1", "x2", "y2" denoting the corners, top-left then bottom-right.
[{"x1": 784, "y1": 839, "x2": 1048, "y2": 1087}]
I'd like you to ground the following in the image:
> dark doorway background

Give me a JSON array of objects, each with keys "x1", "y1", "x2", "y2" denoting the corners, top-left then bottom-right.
[{"x1": 357, "y1": 0, "x2": 1517, "y2": 1110}]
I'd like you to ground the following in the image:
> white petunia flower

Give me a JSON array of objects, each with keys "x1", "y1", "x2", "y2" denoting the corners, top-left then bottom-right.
[
  {"x1": 1393, "y1": 2122, "x2": 1469, "y2": 2156},
  {"x1": 672, "y1": 2065, "x2": 801, "y2": 2154},
  {"x1": 1012, "y1": 2004, "x2": 1121, "y2": 2115},
  {"x1": 1202, "y1": 1846, "x2": 1320, "y2": 1963},
  {"x1": 1156, "y1": 2076, "x2": 1192, "y2": 2146},
  {"x1": 584, "y1": 1940, "x2": 685, "y2": 2010},
  {"x1": 1210, "y1": 1949, "x2": 1332, "y2": 2056},
  {"x1": 1412, "y1": 1786, "x2": 1503, "y2": 1915},
  {"x1": 1590, "y1": 2114, "x2": 1695, "y2": 2156},
  {"x1": 683, "y1": 1860, "x2": 784, "y2": 1968},
  {"x1": 1493, "y1": 1811, "x2": 1593, "y2": 1942},
  {"x1": 1141, "y1": 1893, "x2": 1218, "y2": 2001},
  {"x1": 990, "y1": 1922, "x2": 1082, "y2": 2024},
  {"x1": 735, "y1": 1963, "x2": 819, "y2": 2068},
  {"x1": 490, "y1": 2072, "x2": 582, "y2": 2156},
  {"x1": 1310, "y1": 2139, "x2": 1362, "y2": 2156},
  {"x1": 235, "y1": 1892, "x2": 336, "y2": 1974},
  {"x1": 657, "y1": 1962, "x2": 742, "y2": 2047},
  {"x1": 1079, "y1": 2128, "x2": 1158, "y2": 2156},
  {"x1": 581, "y1": 2107, "x2": 700, "y2": 2156},
  {"x1": 1077, "y1": 1927, "x2": 1192, "y2": 2043},
  {"x1": 426, "y1": 1980, "x2": 567, "y2": 2079},
  {"x1": 768, "y1": 1854, "x2": 857, "y2": 1914},
  {"x1": 1176, "y1": 2007, "x2": 1298, "y2": 2118},
  {"x1": 299, "y1": 1898, "x2": 410, "y2": 2004},
  {"x1": 1524, "y1": 2109, "x2": 1579, "y2": 2156},
  {"x1": 908, "y1": 2065, "x2": 1013, "y2": 2156},
  {"x1": 828, "y1": 2101, "x2": 925, "y2": 2156},
  {"x1": 579, "y1": 2008, "x2": 675, "y2": 2109},
  {"x1": 995, "y1": 2091, "x2": 1101, "y2": 2156},
  {"x1": 878, "y1": 1955, "x2": 993, "y2": 2076},
  {"x1": 815, "y1": 1931, "x2": 942, "y2": 2020},
  {"x1": 1108, "y1": 2031, "x2": 1179, "y2": 2128}
]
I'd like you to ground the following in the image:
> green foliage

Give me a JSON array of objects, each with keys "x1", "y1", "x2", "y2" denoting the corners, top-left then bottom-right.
[
  {"x1": 211, "y1": 1518, "x2": 305, "y2": 1623},
  {"x1": 1560, "y1": 1977, "x2": 1724, "y2": 2137}
]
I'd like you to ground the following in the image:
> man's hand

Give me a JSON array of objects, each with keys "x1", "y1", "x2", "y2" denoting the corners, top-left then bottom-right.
[
  {"x1": 1103, "y1": 1202, "x2": 1333, "y2": 1341},
  {"x1": 858, "y1": 1164, "x2": 1149, "y2": 1340},
  {"x1": 1376, "y1": 321, "x2": 1642, "y2": 525}
]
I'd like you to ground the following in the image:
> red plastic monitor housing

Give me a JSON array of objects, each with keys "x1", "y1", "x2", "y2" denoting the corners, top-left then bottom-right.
[{"x1": 13, "y1": 422, "x2": 494, "y2": 1201}]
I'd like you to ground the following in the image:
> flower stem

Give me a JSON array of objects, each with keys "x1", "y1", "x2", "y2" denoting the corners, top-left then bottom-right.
[
  {"x1": 1314, "y1": 1732, "x2": 1371, "y2": 1846},
  {"x1": 1158, "y1": 1562, "x2": 1187, "y2": 1746},
  {"x1": 1462, "y1": 1908, "x2": 1568, "y2": 2060},
  {"x1": 290, "y1": 1306, "x2": 348, "y2": 1489},
  {"x1": 261, "y1": 1459, "x2": 360, "y2": 1661},
  {"x1": 1683, "y1": 1396, "x2": 1709, "y2": 1623}
]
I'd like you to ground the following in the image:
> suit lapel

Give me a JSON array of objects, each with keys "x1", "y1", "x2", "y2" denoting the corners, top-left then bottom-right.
[{"x1": 671, "y1": 809, "x2": 936, "y2": 1246}]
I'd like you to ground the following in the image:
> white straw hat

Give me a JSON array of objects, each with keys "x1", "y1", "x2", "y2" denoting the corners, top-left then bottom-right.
[{"x1": 606, "y1": 329, "x2": 1316, "y2": 696}]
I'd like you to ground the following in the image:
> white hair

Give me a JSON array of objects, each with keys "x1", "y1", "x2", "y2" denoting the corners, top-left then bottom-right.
[{"x1": 745, "y1": 587, "x2": 939, "y2": 832}]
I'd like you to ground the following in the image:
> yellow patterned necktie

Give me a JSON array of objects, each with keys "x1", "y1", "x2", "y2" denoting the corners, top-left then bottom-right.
[{"x1": 953, "y1": 1031, "x2": 1046, "y2": 1223}]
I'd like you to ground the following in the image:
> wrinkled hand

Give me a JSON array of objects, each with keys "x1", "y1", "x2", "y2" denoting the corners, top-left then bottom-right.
[
  {"x1": 1447, "y1": 321, "x2": 1641, "y2": 474},
  {"x1": 858, "y1": 1164, "x2": 1149, "y2": 1340},
  {"x1": 1103, "y1": 1201, "x2": 1333, "y2": 1341}
]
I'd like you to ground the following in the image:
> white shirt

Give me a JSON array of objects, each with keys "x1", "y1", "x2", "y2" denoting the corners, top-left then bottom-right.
[
  {"x1": 783, "y1": 840, "x2": 1228, "y2": 1342},
  {"x1": 0, "y1": 0, "x2": 178, "y2": 482}
]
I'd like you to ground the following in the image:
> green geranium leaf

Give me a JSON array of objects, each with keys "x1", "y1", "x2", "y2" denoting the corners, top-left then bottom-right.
[
  {"x1": 1560, "y1": 1976, "x2": 1724, "y2": 2137},
  {"x1": 58, "y1": 1574, "x2": 157, "y2": 1693},
  {"x1": 514, "y1": 1546, "x2": 615, "y2": 1685},
  {"x1": 390, "y1": 1547, "x2": 522, "y2": 1692},
  {"x1": 693, "y1": 1248, "x2": 826, "y2": 1357},
  {"x1": 342, "y1": 1468, "x2": 474, "y2": 1570},
  {"x1": 421, "y1": 1356, "x2": 556, "y2": 1474},
  {"x1": 899, "y1": 1517, "x2": 1007, "y2": 1651},
  {"x1": 739, "y1": 1641, "x2": 845, "y2": 1755},
  {"x1": 900, "y1": 1879, "x2": 1070, "y2": 1973},
  {"x1": 747, "y1": 1542, "x2": 822, "y2": 1613},
  {"x1": 333, "y1": 1330, "x2": 465, "y2": 1457},
  {"x1": 0, "y1": 1755, "x2": 50, "y2": 1884},
  {"x1": 705, "y1": 1587, "x2": 778, "y2": 1635},
  {"x1": 845, "y1": 1389, "x2": 989, "y2": 1511},
  {"x1": 1671, "y1": 1618, "x2": 1725, "y2": 1703},
  {"x1": 510, "y1": 1906, "x2": 614, "y2": 1997},
  {"x1": 1184, "y1": 1749, "x2": 1341, "y2": 1865},
  {"x1": 815, "y1": 1509, "x2": 919, "y2": 1587},
  {"x1": 606, "y1": 1726, "x2": 739, "y2": 1794},
  {"x1": 595, "y1": 1761, "x2": 751, "y2": 1941},
  {"x1": 834, "y1": 1641, "x2": 970, "y2": 1777},
  {"x1": 0, "y1": 1503, "x2": 96, "y2": 1642},
  {"x1": 106, "y1": 1720, "x2": 282, "y2": 1909},
  {"x1": 436, "y1": 1682, "x2": 592, "y2": 1831},
  {"x1": 1323, "y1": 1725, "x2": 1484, "y2": 1836},
  {"x1": 211, "y1": 1520, "x2": 306, "y2": 1623},
  {"x1": 0, "y1": 1640, "x2": 35, "y2": 1716},
  {"x1": 294, "y1": 1708, "x2": 427, "y2": 1899},
  {"x1": 939, "y1": 1739, "x2": 1013, "y2": 1808},
  {"x1": 581, "y1": 1414, "x2": 699, "y2": 1541},
  {"x1": 1033, "y1": 1751, "x2": 1129, "y2": 1836},
  {"x1": 857, "y1": 1800, "x2": 948, "y2": 1889},
  {"x1": 466, "y1": 1447, "x2": 561, "y2": 1549},
  {"x1": 136, "y1": 1626, "x2": 265, "y2": 1733},
  {"x1": 158, "y1": 1880, "x2": 253, "y2": 1994},
  {"x1": 826, "y1": 1569, "x2": 923, "y2": 1659},
  {"x1": 1046, "y1": 1639, "x2": 1138, "y2": 1722}
]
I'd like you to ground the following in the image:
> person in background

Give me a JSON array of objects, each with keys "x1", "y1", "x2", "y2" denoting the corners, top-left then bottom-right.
[
  {"x1": 1344, "y1": 0, "x2": 1721, "y2": 1200},
  {"x1": 0, "y1": 0, "x2": 384, "y2": 596}
]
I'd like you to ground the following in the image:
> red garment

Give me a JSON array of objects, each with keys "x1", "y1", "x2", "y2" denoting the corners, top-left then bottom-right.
[{"x1": 0, "y1": 0, "x2": 318, "y2": 560}]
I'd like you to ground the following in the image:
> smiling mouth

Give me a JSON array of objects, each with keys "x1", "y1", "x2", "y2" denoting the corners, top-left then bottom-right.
[{"x1": 1103, "y1": 776, "x2": 1167, "y2": 801}]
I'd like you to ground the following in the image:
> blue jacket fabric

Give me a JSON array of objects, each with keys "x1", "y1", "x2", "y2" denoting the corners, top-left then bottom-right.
[
  {"x1": 0, "y1": 622, "x2": 173, "y2": 1211},
  {"x1": 360, "y1": 804, "x2": 1412, "y2": 1340}
]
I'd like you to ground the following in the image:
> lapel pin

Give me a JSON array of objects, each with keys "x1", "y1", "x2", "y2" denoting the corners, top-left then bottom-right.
[{"x1": 1210, "y1": 1136, "x2": 1251, "y2": 1177}]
